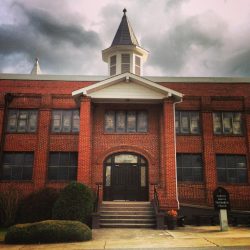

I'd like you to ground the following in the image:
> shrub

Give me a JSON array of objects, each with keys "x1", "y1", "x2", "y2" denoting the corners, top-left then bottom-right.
[
  {"x1": 17, "y1": 188, "x2": 59, "y2": 223},
  {"x1": 5, "y1": 220, "x2": 92, "y2": 244},
  {"x1": 0, "y1": 187, "x2": 20, "y2": 227},
  {"x1": 52, "y1": 182, "x2": 94, "y2": 225}
]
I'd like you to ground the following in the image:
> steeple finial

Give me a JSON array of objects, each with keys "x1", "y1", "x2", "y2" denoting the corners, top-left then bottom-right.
[
  {"x1": 30, "y1": 57, "x2": 42, "y2": 75},
  {"x1": 123, "y1": 8, "x2": 127, "y2": 15}
]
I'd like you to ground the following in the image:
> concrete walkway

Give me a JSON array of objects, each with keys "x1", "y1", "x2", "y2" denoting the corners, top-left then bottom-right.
[{"x1": 1, "y1": 226, "x2": 250, "y2": 249}]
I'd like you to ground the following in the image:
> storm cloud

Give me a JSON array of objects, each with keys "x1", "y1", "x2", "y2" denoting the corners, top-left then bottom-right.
[
  {"x1": 0, "y1": 0, "x2": 250, "y2": 77},
  {"x1": 0, "y1": 1, "x2": 102, "y2": 74}
]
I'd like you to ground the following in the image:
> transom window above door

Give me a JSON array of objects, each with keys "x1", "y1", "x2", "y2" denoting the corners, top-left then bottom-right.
[{"x1": 105, "y1": 110, "x2": 148, "y2": 133}]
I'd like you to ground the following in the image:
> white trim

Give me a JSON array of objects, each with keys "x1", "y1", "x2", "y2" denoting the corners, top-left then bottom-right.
[{"x1": 72, "y1": 72, "x2": 183, "y2": 100}]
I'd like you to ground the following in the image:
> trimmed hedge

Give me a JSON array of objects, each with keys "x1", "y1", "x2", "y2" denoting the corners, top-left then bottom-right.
[
  {"x1": 17, "y1": 188, "x2": 59, "y2": 223},
  {"x1": 5, "y1": 220, "x2": 92, "y2": 244},
  {"x1": 52, "y1": 182, "x2": 94, "y2": 225}
]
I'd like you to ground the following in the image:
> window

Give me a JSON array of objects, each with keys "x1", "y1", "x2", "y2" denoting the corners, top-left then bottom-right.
[
  {"x1": 213, "y1": 112, "x2": 243, "y2": 135},
  {"x1": 110, "y1": 55, "x2": 116, "y2": 76},
  {"x1": 216, "y1": 154, "x2": 247, "y2": 184},
  {"x1": 177, "y1": 154, "x2": 203, "y2": 182},
  {"x1": 104, "y1": 111, "x2": 147, "y2": 133},
  {"x1": 135, "y1": 56, "x2": 141, "y2": 75},
  {"x1": 7, "y1": 110, "x2": 38, "y2": 133},
  {"x1": 1, "y1": 152, "x2": 34, "y2": 180},
  {"x1": 51, "y1": 110, "x2": 79, "y2": 133},
  {"x1": 48, "y1": 152, "x2": 78, "y2": 181},
  {"x1": 121, "y1": 54, "x2": 130, "y2": 73},
  {"x1": 175, "y1": 111, "x2": 200, "y2": 135}
]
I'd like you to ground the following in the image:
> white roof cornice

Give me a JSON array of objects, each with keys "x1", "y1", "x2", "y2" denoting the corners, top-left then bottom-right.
[{"x1": 72, "y1": 72, "x2": 183, "y2": 101}]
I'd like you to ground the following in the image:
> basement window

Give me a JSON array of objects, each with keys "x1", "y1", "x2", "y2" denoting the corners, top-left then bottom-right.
[
  {"x1": 216, "y1": 154, "x2": 247, "y2": 184},
  {"x1": 48, "y1": 152, "x2": 78, "y2": 181},
  {"x1": 1, "y1": 152, "x2": 34, "y2": 180},
  {"x1": 177, "y1": 154, "x2": 203, "y2": 182}
]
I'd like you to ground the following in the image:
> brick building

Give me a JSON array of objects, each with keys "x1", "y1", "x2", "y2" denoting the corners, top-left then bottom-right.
[{"x1": 0, "y1": 9, "x2": 250, "y2": 215}]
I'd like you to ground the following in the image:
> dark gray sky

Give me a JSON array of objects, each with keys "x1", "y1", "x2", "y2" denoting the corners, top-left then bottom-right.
[{"x1": 0, "y1": 0, "x2": 250, "y2": 76}]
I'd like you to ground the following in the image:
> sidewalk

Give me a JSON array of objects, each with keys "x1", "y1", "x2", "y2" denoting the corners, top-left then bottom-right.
[{"x1": 1, "y1": 226, "x2": 250, "y2": 249}]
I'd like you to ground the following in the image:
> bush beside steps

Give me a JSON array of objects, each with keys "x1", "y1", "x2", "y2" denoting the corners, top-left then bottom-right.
[{"x1": 5, "y1": 220, "x2": 92, "y2": 244}]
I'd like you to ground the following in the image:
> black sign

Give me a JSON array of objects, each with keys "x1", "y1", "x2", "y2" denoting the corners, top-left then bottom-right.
[{"x1": 213, "y1": 187, "x2": 230, "y2": 210}]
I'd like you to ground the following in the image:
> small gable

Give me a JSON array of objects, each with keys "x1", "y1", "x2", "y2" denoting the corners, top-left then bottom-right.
[{"x1": 72, "y1": 72, "x2": 183, "y2": 103}]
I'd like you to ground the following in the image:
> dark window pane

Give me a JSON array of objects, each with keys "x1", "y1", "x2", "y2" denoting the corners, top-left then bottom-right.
[
  {"x1": 177, "y1": 154, "x2": 203, "y2": 182},
  {"x1": 238, "y1": 169, "x2": 247, "y2": 183},
  {"x1": 116, "y1": 111, "x2": 126, "y2": 132},
  {"x1": 24, "y1": 153, "x2": 34, "y2": 165},
  {"x1": 62, "y1": 111, "x2": 72, "y2": 132},
  {"x1": 105, "y1": 111, "x2": 115, "y2": 132},
  {"x1": 1, "y1": 152, "x2": 33, "y2": 180},
  {"x1": 213, "y1": 113, "x2": 222, "y2": 134},
  {"x1": 59, "y1": 153, "x2": 70, "y2": 166},
  {"x1": 175, "y1": 111, "x2": 180, "y2": 134},
  {"x1": 190, "y1": 112, "x2": 200, "y2": 134},
  {"x1": 223, "y1": 112, "x2": 233, "y2": 134},
  {"x1": 48, "y1": 167, "x2": 57, "y2": 180},
  {"x1": 180, "y1": 113, "x2": 189, "y2": 134},
  {"x1": 2, "y1": 166, "x2": 11, "y2": 180},
  {"x1": 216, "y1": 154, "x2": 247, "y2": 184},
  {"x1": 57, "y1": 167, "x2": 68, "y2": 180},
  {"x1": 28, "y1": 112, "x2": 38, "y2": 132},
  {"x1": 217, "y1": 169, "x2": 226, "y2": 182},
  {"x1": 7, "y1": 110, "x2": 17, "y2": 132},
  {"x1": 49, "y1": 153, "x2": 59, "y2": 166},
  {"x1": 127, "y1": 111, "x2": 136, "y2": 132},
  {"x1": 22, "y1": 167, "x2": 33, "y2": 180},
  {"x1": 68, "y1": 167, "x2": 77, "y2": 180},
  {"x1": 137, "y1": 111, "x2": 147, "y2": 132},
  {"x1": 48, "y1": 152, "x2": 78, "y2": 181},
  {"x1": 11, "y1": 167, "x2": 23, "y2": 180},
  {"x1": 70, "y1": 153, "x2": 78, "y2": 166},
  {"x1": 72, "y1": 111, "x2": 80, "y2": 132},
  {"x1": 52, "y1": 111, "x2": 62, "y2": 132}
]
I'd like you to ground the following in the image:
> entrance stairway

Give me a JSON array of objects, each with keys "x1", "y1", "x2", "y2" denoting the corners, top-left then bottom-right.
[{"x1": 99, "y1": 201, "x2": 156, "y2": 228}]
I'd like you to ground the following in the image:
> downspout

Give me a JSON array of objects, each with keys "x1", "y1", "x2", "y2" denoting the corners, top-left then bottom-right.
[
  {"x1": 173, "y1": 96, "x2": 183, "y2": 209},
  {"x1": 0, "y1": 93, "x2": 13, "y2": 174}
]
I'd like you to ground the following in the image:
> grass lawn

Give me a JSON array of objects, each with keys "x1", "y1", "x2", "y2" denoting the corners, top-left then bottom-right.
[{"x1": 0, "y1": 228, "x2": 7, "y2": 242}]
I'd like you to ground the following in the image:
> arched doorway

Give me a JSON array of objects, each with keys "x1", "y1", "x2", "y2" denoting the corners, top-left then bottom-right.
[{"x1": 103, "y1": 152, "x2": 148, "y2": 201}]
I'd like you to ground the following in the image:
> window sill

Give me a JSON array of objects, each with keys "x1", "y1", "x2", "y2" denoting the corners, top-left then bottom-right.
[
  {"x1": 103, "y1": 132, "x2": 148, "y2": 135},
  {"x1": 0, "y1": 180, "x2": 33, "y2": 183},
  {"x1": 50, "y1": 132, "x2": 79, "y2": 135},
  {"x1": 176, "y1": 134, "x2": 201, "y2": 136},
  {"x1": 46, "y1": 180, "x2": 76, "y2": 183},
  {"x1": 5, "y1": 132, "x2": 37, "y2": 135},
  {"x1": 217, "y1": 182, "x2": 249, "y2": 186},
  {"x1": 213, "y1": 134, "x2": 245, "y2": 137}
]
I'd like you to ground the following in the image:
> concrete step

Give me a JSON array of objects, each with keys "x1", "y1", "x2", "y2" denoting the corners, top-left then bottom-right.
[
  {"x1": 99, "y1": 201, "x2": 156, "y2": 228},
  {"x1": 100, "y1": 210, "x2": 154, "y2": 215},
  {"x1": 100, "y1": 223, "x2": 155, "y2": 228},
  {"x1": 100, "y1": 215, "x2": 155, "y2": 219},
  {"x1": 100, "y1": 218, "x2": 156, "y2": 224}
]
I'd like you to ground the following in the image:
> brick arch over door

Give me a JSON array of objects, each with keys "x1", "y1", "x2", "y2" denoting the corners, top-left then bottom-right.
[{"x1": 96, "y1": 145, "x2": 154, "y2": 166}]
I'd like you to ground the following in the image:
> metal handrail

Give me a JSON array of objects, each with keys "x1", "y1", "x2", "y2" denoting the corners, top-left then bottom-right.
[{"x1": 93, "y1": 182, "x2": 102, "y2": 213}]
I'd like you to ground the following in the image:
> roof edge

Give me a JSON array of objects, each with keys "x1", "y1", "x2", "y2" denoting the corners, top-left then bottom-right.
[{"x1": 0, "y1": 73, "x2": 250, "y2": 83}]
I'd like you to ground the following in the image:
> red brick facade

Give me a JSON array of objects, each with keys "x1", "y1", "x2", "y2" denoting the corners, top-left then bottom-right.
[{"x1": 0, "y1": 77, "x2": 250, "y2": 211}]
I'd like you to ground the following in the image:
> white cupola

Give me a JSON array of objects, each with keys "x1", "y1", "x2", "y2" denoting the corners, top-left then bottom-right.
[{"x1": 102, "y1": 9, "x2": 149, "y2": 76}]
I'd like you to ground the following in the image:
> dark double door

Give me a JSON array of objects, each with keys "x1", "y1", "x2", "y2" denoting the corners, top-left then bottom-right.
[{"x1": 104, "y1": 163, "x2": 148, "y2": 201}]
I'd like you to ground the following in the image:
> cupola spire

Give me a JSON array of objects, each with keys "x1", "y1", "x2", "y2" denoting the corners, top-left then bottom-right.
[
  {"x1": 102, "y1": 9, "x2": 149, "y2": 76},
  {"x1": 30, "y1": 57, "x2": 42, "y2": 75}
]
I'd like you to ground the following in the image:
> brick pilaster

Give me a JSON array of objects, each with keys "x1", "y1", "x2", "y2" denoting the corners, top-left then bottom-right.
[
  {"x1": 33, "y1": 95, "x2": 51, "y2": 190},
  {"x1": 162, "y1": 98, "x2": 179, "y2": 209},
  {"x1": 77, "y1": 97, "x2": 92, "y2": 186},
  {"x1": 201, "y1": 97, "x2": 217, "y2": 204}
]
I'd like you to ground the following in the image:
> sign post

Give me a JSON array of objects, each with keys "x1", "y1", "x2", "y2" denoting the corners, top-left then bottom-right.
[{"x1": 213, "y1": 187, "x2": 230, "y2": 231}]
